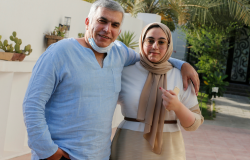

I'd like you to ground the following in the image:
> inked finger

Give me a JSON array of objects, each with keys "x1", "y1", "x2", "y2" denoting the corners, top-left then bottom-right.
[{"x1": 159, "y1": 87, "x2": 169, "y2": 96}]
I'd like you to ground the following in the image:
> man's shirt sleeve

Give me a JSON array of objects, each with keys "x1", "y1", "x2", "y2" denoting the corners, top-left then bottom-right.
[
  {"x1": 124, "y1": 47, "x2": 140, "y2": 66},
  {"x1": 168, "y1": 57, "x2": 185, "y2": 70},
  {"x1": 115, "y1": 41, "x2": 140, "y2": 67},
  {"x1": 23, "y1": 50, "x2": 59, "y2": 159}
]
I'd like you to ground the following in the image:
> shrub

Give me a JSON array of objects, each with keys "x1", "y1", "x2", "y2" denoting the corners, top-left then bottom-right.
[{"x1": 117, "y1": 31, "x2": 139, "y2": 49}]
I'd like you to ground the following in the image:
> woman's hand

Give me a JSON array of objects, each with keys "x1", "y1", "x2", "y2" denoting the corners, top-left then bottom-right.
[
  {"x1": 160, "y1": 87, "x2": 182, "y2": 112},
  {"x1": 160, "y1": 87, "x2": 196, "y2": 128}
]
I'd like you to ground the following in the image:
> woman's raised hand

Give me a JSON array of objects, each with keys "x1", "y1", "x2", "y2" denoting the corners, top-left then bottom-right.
[{"x1": 160, "y1": 87, "x2": 181, "y2": 112}]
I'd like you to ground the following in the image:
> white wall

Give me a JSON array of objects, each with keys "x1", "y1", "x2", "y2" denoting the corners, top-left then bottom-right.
[
  {"x1": 120, "y1": 14, "x2": 144, "y2": 53},
  {"x1": 137, "y1": 13, "x2": 161, "y2": 28},
  {"x1": 0, "y1": 1, "x2": 161, "y2": 159},
  {"x1": 0, "y1": 61, "x2": 34, "y2": 160},
  {"x1": 171, "y1": 28, "x2": 187, "y2": 61},
  {"x1": 0, "y1": 0, "x2": 90, "y2": 62}
]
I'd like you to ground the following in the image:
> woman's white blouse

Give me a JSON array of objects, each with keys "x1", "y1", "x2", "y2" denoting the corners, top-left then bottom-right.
[{"x1": 117, "y1": 62, "x2": 198, "y2": 132}]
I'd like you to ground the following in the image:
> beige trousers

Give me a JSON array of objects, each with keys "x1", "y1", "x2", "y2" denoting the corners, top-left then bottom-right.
[{"x1": 110, "y1": 128, "x2": 186, "y2": 160}]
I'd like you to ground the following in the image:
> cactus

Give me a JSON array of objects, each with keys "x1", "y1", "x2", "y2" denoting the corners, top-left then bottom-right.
[
  {"x1": 15, "y1": 44, "x2": 20, "y2": 52},
  {"x1": 24, "y1": 44, "x2": 30, "y2": 51},
  {"x1": 19, "y1": 39, "x2": 22, "y2": 45},
  {"x1": 24, "y1": 44, "x2": 32, "y2": 55},
  {"x1": 14, "y1": 44, "x2": 23, "y2": 53},
  {"x1": 0, "y1": 32, "x2": 32, "y2": 55},
  {"x1": 6, "y1": 46, "x2": 10, "y2": 52},
  {"x1": 10, "y1": 36, "x2": 14, "y2": 41},
  {"x1": 14, "y1": 38, "x2": 18, "y2": 43},
  {"x1": 0, "y1": 35, "x2": 3, "y2": 51},
  {"x1": 12, "y1": 31, "x2": 16, "y2": 37},
  {"x1": 4, "y1": 40, "x2": 8, "y2": 46},
  {"x1": 9, "y1": 44, "x2": 14, "y2": 52}
]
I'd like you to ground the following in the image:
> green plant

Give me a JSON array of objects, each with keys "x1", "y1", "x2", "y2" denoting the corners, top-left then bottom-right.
[
  {"x1": 49, "y1": 26, "x2": 68, "y2": 37},
  {"x1": 117, "y1": 31, "x2": 138, "y2": 49},
  {"x1": 82, "y1": 0, "x2": 96, "y2": 2},
  {"x1": 202, "y1": 71, "x2": 229, "y2": 99},
  {"x1": 78, "y1": 33, "x2": 84, "y2": 38},
  {"x1": 0, "y1": 32, "x2": 32, "y2": 55},
  {"x1": 197, "y1": 92, "x2": 216, "y2": 120},
  {"x1": 181, "y1": 23, "x2": 239, "y2": 99}
]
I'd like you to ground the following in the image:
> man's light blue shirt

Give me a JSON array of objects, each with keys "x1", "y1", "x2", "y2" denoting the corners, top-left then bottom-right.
[{"x1": 23, "y1": 38, "x2": 184, "y2": 160}]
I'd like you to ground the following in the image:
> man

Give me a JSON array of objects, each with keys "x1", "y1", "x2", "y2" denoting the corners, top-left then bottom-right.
[{"x1": 23, "y1": 0, "x2": 199, "y2": 160}]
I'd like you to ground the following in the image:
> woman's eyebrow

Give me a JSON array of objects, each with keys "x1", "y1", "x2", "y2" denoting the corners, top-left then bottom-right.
[{"x1": 146, "y1": 36, "x2": 167, "y2": 40}]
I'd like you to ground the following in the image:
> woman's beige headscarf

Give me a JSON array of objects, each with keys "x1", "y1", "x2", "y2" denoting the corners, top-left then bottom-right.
[{"x1": 136, "y1": 22, "x2": 173, "y2": 154}]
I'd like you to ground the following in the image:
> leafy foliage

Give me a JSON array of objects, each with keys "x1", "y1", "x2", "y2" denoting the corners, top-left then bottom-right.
[
  {"x1": 114, "y1": 0, "x2": 144, "y2": 17},
  {"x1": 117, "y1": 31, "x2": 139, "y2": 49},
  {"x1": 82, "y1": 0, "x2": 250, "y2": 31},
  {"x1": 82, "y1": 0, "x2": 96, "y2": 3},
  {"x1": 183, "y1": 0, "x2": 250, "y2": 29},
  {"x1": 197, "y1": 92, "x2": 216, "y2": 119},
  {"x1": 202, "y1": 72, "x2": 229, "y2": 99},
  {"x1": 47, "y1": 26, "x2": 68, "y2": 38},
  {"x1": 114, "y1": 0, "x2": 190, "y2": 31},
  {"x1": 182, "y1": 23, "x2": 239, "y2": 99},
  {"x1": 78, "y1": 33, "x2": 85, "y2": 38},
  {"x1": 114, "y1": 0, "x2": 250, "y2": 30},
  {"x1": 183, "y1": 23, "x2": 238, "y2": 73}
]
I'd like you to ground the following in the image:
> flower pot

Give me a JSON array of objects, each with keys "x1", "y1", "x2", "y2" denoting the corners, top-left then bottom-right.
[
  {"x1": 45, "y1": 35, "x2": 64, "y2": 48},
  {"x1": 0, "y1": 52, "x2": 26, "y2": 61}
]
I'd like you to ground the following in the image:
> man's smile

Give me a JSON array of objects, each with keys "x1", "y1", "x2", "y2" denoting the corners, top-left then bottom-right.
[{"x1": 99, "y1": 34, "x2": 111, "y2": 39}]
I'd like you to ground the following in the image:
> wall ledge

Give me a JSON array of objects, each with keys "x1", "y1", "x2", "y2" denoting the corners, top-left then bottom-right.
[{"x1": 0, "y1": 60, "x2": 36, "y2": 73}]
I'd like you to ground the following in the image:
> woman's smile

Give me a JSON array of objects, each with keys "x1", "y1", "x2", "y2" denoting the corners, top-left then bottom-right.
[{"x1": 150, "y1": 52, "x2": 160, "y2": 55}]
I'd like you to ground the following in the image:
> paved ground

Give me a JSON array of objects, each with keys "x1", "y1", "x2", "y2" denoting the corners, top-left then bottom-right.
[
  {"x1": 183, "y1": 94, "x2": 250, "y2": 160},
  {"x1": 9, "y1": 94, "x2": 250, "y2": 160}
]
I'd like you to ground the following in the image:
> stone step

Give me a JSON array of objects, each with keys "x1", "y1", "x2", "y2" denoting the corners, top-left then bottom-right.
[
  {"x1": 225, "y1": 83, "x2": 250, "y2": 97},
  {"x1": 200, "y1": 83, "x2": 250, "y2": 97},
  {"x1": 225, "y1": 87, "x2": 249, "y2": 93},
  {"x1": 224, "y1": 90, "x2": 249, "y2": 97},
  {"x1": 227, "y1": 83, "x2": 250, "y2": 89}
]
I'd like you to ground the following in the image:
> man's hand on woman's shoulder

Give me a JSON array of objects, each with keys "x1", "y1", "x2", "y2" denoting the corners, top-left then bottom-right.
[{"x1": 181, "y1": 63, "x2": 200, "y2": 96}]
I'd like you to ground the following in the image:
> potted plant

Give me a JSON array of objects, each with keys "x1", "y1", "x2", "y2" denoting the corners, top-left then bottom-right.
[
  {"x1": 45, "y1": 25, "x2": 68, "y2": 48},
  {"x1": 0, "y1": 32, "x2": 32, "y2": 61},
  {"x1": 78, "y1": 33, "x2": 84, "y2": 38}
]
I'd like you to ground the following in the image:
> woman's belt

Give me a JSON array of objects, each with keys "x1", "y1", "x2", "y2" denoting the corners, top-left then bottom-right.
[{"x1": 124, "y1": 117, "x2": 177, "y2": 124}]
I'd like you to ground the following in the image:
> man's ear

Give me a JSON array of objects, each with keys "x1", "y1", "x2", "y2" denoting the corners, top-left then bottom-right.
[
  {"x1": 118, "y1": 29, "x2": 121, "y2": 35},
  {"x1": 85, "y1": 18, "x2": 90, "y2": 30}
]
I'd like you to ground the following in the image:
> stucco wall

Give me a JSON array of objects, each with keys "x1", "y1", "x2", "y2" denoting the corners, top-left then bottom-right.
[{"x1": 171, "y1": 28, "x2": 187, "y2": 61}]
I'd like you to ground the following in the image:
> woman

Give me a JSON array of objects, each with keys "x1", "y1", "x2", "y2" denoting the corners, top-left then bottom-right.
[{"x1": 110, "y1": 22, "x2": 204, "y2": 160}]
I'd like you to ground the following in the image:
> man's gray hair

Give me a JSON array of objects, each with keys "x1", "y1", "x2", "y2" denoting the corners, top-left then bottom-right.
[{"x1": 88, "y1": 0, "x2": 125, "y2": 23}]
